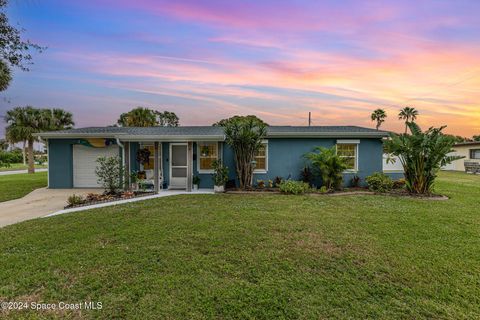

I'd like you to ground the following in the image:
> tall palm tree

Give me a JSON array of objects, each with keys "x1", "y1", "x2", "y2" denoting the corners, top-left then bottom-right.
[
  {"x1": 5, "y1": 107, "x2": 29, "y2": 165},
  {"x1": 4, "y1": 106, "x2": 74, "y2": 173},
  {"x1": 49, "y1": 108, "x2": 74, "y2": 130},
  {"x1": 398, "y1": 107, "x2": 419, "y2": 133},
  {"x1": 117, "y1": 107, "x2": 158, "y2": 127},
  {"x1": 370, "y1": 109, "x2": 387, "y2": 130}
]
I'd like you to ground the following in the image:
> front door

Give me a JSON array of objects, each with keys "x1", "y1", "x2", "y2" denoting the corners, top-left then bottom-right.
[{"x1": 170, "y1": 143, "x2": 188, "y2": 189}]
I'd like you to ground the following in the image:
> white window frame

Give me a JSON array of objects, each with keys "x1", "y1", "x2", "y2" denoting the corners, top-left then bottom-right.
[
  {"x1": 254, "y1": 140, "x2": 268, "y2": 174},
  {"x1": 197, "y1": 141, "x2": 219, "y2": 174},
  {"x1": 336, "y1": 140, "x2": 359, "y2": 172}
]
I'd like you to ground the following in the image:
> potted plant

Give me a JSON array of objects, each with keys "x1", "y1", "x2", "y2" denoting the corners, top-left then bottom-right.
[
  {"x1": 130, "y1": 171, "x2": 139, "y2": 190},
  {"x1": 212, "y1": 160, "x2": 228, "y2": 192},
  {"x1": 192, "y1": 175, "x2": 201, "y2": 190}
]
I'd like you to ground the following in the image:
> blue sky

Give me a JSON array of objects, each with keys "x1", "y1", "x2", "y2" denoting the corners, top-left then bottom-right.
[{"x1": 1, "y1": 0, "x2": 480, "y2": 137}]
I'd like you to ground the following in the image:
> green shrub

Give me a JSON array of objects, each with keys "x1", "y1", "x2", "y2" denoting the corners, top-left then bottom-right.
[
  {"x1": 67, "y1": 194, "x2": 85, "y2": 206},
  {"x1": 304, "y1": 146, "x2": 347, "y2": 190},
  {"x1": 318, "y1": 186, "x2": 329, "y2": 193},
  {"x1": 366, "y1": 172, "x2": 394, "y2": 193},
  {"x1": 279, "y1": 180, "x2": 310, "y2": 195},
  {"x1": 393, "y1": 178, "x2": 406, "y2": 189},
  {"x1": 95, "y1": 156, "x2": 124, "y2": 194},
  {"x1": 212, "y1": 159, "x2": 229, "y2": 187},
  {"x1": 384, "y1": 123, "x2": 462, "y2": 194}
]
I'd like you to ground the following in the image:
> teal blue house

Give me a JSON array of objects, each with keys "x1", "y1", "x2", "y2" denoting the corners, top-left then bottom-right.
[{"x1": 38, "y1": 126, "x2": 395, "y2": 191}]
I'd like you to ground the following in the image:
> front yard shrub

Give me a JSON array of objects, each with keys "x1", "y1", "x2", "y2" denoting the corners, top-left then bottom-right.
[
  {"x1": 350, "y1": 175, "x2": 361, "y2": 187},
  {"x1": 305, "y1": 146, "x2": 347, "y2": 190},
  {"x1": 366, "y1": 172, "x2": 394, "y2": 193},
  {"x1": 319, "y1": 186, "x2": 329, "y2": 193},
  {"x1": 393, "y1": 178, "x2": 406, "y2": 189},
  {"x1": 256, "y1": 179, "x2": 265, "y2": 188},
  {"x1": 279, "y1": 180, "x2": 310, "y2": 195},
  {"x1": 384, "y1": 122, "x2": 462, "y2": 194},
  {"x1": 95, "y1": 156, "x2": 124, "y2": 194},
  {"x1": 212, "y1": 160, "x2": 229, "y2": 187},
  {"x1": 67, "y1": 194, "x2": 85, "y2": 206},
  {"x1": 274, "y1": 176, "x2": 283, "y2": 187},
  {"x1": 300, "y1": 166, "x2": 313, "y2": 186}
]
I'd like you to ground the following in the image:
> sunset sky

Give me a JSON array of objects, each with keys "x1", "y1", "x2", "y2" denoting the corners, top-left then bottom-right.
[{"x1": 1, "y1": 0, "x2": 479, "y2": 137}]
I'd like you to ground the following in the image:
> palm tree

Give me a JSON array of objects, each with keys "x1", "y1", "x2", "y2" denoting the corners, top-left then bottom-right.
[
  {"x1": 398, "y1": 107, "x2": 419, "y2": 133},
  {"x1": 4, "y1": 106, "x2": 74, "y2": 173},
  {"x1": 370, "y1": 109, "x2": 387, "y2": 130},
  {"x1": 50, "y1": 108, "x2": 74, "y2": 130},
  {"x1": 117, "y1": 107, "x2": 158, "y2": 127},
  {"x1": 5, "y1": 107, "x2": 29, "y2": 165}
]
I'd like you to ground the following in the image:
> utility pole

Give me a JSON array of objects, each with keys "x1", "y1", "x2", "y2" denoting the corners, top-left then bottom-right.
[{"x1": 308, "y1": 112, "x2": 311, "y2": 126}]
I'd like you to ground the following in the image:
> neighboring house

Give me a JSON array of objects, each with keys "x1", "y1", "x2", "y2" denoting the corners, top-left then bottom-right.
[
  {"x1": 37, "y1": 126, "x2": 400, "y2": 191},
  {"x1": 442, "y1": 141, "x2": 480, "y2": 171}
]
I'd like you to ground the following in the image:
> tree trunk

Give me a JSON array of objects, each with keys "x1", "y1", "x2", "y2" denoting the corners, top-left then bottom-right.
[
  {"x1": 22, "y1": 140, "x2": 27, "y2": 165},
  {"x1": 27, "y1": 139, "x2": 35, "y2": 174}
]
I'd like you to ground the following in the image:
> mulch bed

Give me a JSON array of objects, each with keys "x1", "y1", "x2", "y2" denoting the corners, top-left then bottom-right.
[
  {"x1": 227, "y1": 187, "x2": 448, "y2": 200},
  {"x1": 64, "y1": 191, "x2": 156, "y2": 209}
]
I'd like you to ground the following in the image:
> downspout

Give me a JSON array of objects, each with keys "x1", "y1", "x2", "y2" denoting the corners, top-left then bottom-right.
[
  {"x1": 116, "y1": 137, "x2": 126, "y2": 189},
  {"x1": 115, "y1": 137, "x2": 125, "y2": 167}
]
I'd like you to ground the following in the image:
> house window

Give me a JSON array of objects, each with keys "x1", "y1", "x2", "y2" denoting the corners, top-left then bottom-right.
[
  {"x1": 140, "y1": 144, "x2": 157, "y2": 170},
  {"x1": 197, "y1": 142, "x2": 218, "y2": 172},
  {"x1": 254, "y1": 142, "x2": 268, "y2": 172},
  {"x1": 336, "y1": 143, "x2": 357, "y2": 171},
  {"x1": 470, "y1": 149, "x2": 480, "y2": 159}
]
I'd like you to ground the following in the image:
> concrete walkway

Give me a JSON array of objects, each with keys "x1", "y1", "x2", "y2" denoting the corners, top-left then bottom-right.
[
  {"x1": 47, "y1": 189, "x2": 214, "y2": 217},
  {"x1": 0, "y1": 188, "x2": 99, "y2": 228},
  {"x1": 0, "y1": 188, "x2": 214, "y2": 228},
  {"x1": 0, "y1": 168, "x2": 48, "y2": 175}
]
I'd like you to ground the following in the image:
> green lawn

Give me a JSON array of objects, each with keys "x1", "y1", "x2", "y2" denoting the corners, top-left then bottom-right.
[
  {"x1": 0, "y1": 172, "x2": 48, "y2": 202},
  {"x1": 0, "y1": 171, "x2": 479, "y2": 319},
  {"x1": 0, "y1": 163, "x2": 48, "y2": 172}
]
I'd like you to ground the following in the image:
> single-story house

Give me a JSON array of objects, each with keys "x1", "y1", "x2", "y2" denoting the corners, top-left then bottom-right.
[
  {"x1": 37, "y1": 126, "x2": 400, "y2": 191},
  {"x1": 442, "y1": 141, "x2": 480, "y2": 172}
]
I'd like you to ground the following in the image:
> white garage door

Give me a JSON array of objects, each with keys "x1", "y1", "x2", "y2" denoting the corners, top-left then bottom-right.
[{"x1": 73, "y1": 145, "x2": 119, "y2": 188}]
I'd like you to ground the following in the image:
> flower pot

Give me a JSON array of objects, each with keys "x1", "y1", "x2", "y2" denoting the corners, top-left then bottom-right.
[
  {"x1": 214, "y1": 185, "x2": 225, "y2": 193},
  {"x1": 193, "y1": 184, "x2": 199, "y2": 191}
]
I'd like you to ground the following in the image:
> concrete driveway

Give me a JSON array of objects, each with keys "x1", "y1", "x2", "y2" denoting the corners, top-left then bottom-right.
[{"x1": 0, "y1": 188, "x2": 99, "y2": 228}]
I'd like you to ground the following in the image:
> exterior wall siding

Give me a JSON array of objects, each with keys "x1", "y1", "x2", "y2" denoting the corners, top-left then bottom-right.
[
  {"x1": 50, "y1": 137, "x2": 392, "y2": 189},
  {"x1": 248, "y1": 138, "x2": 384, "y2": 187},
  {"x1": 48, "y1": 139, "x2": 120, "y2": 188}
]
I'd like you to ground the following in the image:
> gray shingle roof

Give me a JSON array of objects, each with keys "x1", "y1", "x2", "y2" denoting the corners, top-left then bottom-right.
[{"x1": 37, "y1": 125, "x2": 388, "y2": 139}]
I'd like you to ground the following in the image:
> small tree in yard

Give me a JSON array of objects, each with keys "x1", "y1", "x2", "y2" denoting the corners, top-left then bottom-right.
[
  {"x1": 95, "y1": 156, "x2": 124, "y2": 194},
  {"x1": 384, "y1": 122, "x2": 462, "y2": 194},
  {"x1": 305, "y1": 146, "x2": 348, "y2": 190},
  {"x1": 222, "y1": 116, "x2": 267, "y2": 189}
]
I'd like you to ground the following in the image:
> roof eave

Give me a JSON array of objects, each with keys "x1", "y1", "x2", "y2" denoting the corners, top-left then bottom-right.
[
  {"x1": 266, "y1": 132, "x2": 389, "y2": 138},
  {"x1": 35, "y1": 132, "x2": 125, "y2": 138},
  {"x1": 120, "y1": 135, "x2": 225, "y2": 141},
  {"x1": 35, "y1": 132, "x2": 226, "y2": 141}
]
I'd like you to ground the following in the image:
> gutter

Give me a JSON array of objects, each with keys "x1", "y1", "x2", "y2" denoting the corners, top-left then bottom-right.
[
  {"x1": 115, "y1": 137, "x2": 126, "y2": 168},
  {"x1": 266, "y1": 132, "x2": 389, "y2": 138}
]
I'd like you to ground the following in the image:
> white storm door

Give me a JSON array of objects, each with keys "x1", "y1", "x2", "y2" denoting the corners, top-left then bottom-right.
[{"x1": 169, "y1": 143, "x2": 188, "y2": 188}]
